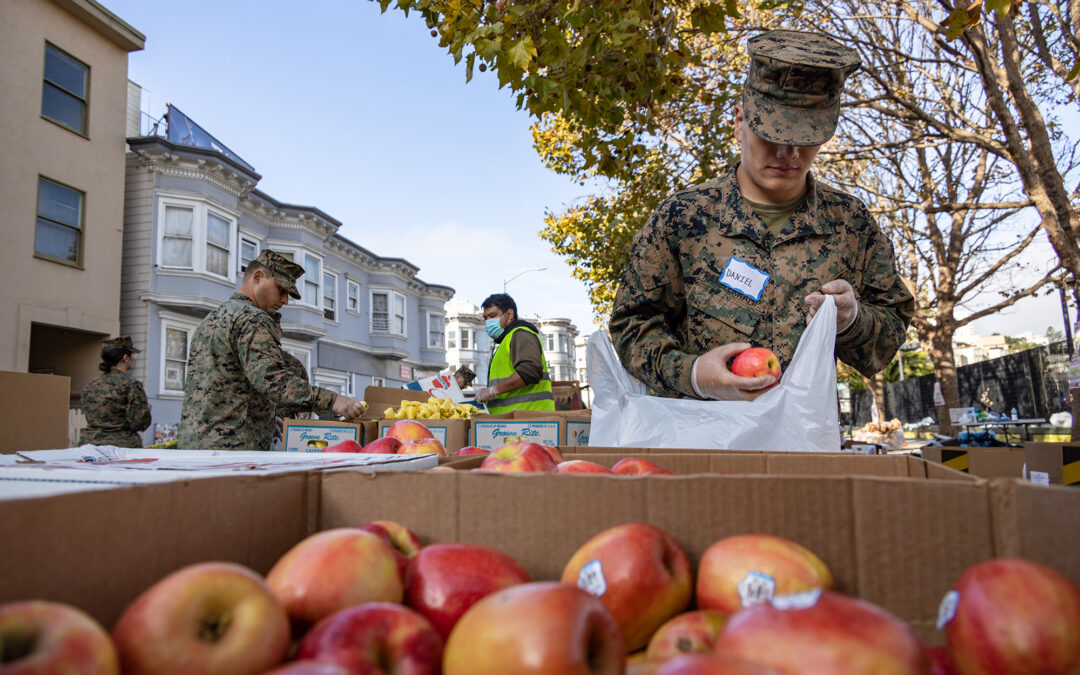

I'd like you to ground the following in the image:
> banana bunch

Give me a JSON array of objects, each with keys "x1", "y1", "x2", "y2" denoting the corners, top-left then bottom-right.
[{"x1": 383, "y1": 396, "x2": 481, "y2": 420}]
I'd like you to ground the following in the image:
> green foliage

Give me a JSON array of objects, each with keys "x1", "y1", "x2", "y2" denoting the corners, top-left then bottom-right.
[{"x1": 379, "y1": 0, "x2": 760, "y2": 320}]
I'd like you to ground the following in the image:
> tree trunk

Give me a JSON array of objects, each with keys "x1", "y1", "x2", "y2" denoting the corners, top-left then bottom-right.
[
  {"x1": 864, "y1": 371, "x2": 887, "y2": 424},
  {"x1": 928, "y1": 331, "x2": 961, "y2": 437}
]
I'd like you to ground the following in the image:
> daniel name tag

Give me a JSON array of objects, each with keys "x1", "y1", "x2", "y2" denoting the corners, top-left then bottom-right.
[{"x1": 720, "y1": 257, "x2": 770, "y2": 301}]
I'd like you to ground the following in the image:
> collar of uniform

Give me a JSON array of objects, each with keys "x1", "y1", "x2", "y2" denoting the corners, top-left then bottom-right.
[
  {"x1": 719, "y1": 166, "x2": 768, "y2": 247},
  {"x1": 773, "y1": 171, "x2": 836, "y2": 244}
]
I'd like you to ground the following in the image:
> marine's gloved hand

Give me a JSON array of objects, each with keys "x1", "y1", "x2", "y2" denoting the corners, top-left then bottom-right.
[
  {"x1": 691, "y1": 343, "x2": 778, "y2": 401},
  {"x1": 333, "y1": 395, "x2": 367, "y2": 420},
  {"x1": 474, "y1": 387, "x2": 496, "y2": 404},
  {"x1": 805, "y1": 279, "x2": 859, "y2": 333}
]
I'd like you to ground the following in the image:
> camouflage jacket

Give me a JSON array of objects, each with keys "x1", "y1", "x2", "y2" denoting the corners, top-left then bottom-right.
[
  {"x1": 178, "y1": 293, "x2": 338, "y2": 449},
  {"x1": 609, "y1": 166, "x2": 914, "y2": 398},
  {"x1": 274, "y1": 351, "x2": 312, "y2": 420},
  {"x1": 79, "y1": 369, "x2": 151, "y2": 448}
]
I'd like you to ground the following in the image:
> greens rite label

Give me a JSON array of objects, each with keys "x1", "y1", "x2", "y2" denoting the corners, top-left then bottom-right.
[
  {"x1": 471, "y1": 420, "x2": 561, "y2": 450},
  {"x1": 284, "y1": 425, "x2": 359, "y2": 452}
]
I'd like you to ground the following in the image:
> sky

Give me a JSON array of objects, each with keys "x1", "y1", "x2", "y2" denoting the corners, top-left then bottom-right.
[{"x1": 101, "y1": 0, "x2": 1074, "y2": 341}]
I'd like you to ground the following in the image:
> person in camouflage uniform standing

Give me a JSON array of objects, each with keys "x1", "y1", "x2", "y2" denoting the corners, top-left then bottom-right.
[
  {"x1": 79, "y1": 336, "x2": 152, "y2": 447},
  {"x1": 609, "y1": 30, "x2": 915, "y2": 401},
  {"x1": 178, "y1": 250, "x2": 367, "y2": 450}
]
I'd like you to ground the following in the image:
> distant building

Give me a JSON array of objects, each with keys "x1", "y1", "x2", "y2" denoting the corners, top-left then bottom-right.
[
  {"x1": 443, "y1": 301, "x2": 579, "y2": 388},
  {"x1": 0, "y1": 0, "x2": 144, "y2": 394},
  {"x1": 574, "y1": 334, "x2": 592, "y2": 407},
  {"x1": 122, "y1": 96, "x2": 452, "y2": 443}
]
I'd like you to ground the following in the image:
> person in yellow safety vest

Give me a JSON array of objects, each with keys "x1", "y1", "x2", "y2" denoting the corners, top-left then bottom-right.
[{"x1": 473, "y1": 293, "x2": 556, "y2": 413}]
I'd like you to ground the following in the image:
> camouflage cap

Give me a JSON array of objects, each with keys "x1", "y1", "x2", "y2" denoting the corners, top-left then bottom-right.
[
  {"x1": 253, "y1": 249, "x2": 304, "y2": 299},
  {"x1": 102, "y1": 336, "x2": 140, "y2": 353},
  {"x1": 742, "y1": 30, "x2": 861, "y2": 146}
]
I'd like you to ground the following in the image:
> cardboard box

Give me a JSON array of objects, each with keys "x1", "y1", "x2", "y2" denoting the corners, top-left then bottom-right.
[
  {"x1": 921, "y1": 446, "x2": 1027, "y2": 480},
  {"x1": 281, "y1": 419, "x2": 362, "y2": 452},
  {"x1": 1024, "y1": 442, "x2": 1080, "y2": 486},
  {"x1": 375, "y1": 418, "x2": 469, "y2": 454},
  {"x1": 470, "y1": 413, "x2": 566, "y2": 449},
  {"x1": 0, "y1": 371, "x2": 70, "y2": 453},
  {"x1": 361, "y1": 386, "x2": 429, "y2": 420},
  {"x1": 551, "y1": 380, "x2": 584, "y2": 411},
  {"x1": 447, "y1": 450, "x2": 976, "y2": 481},
  {"x1": 1, "y1": 470, "x2": 1076, "y2": 645}
]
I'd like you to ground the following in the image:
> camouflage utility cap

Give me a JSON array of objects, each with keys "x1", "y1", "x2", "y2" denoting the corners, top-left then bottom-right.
[
  {"x1": 102, "y1": 336, "x2": 139, "y2": 353},
  {"x1": 743, "y1": 30, "x2": 861, "y2": 146},
  {"x1": 254, "y1": 249, "x2": 305, "y2": 299}
]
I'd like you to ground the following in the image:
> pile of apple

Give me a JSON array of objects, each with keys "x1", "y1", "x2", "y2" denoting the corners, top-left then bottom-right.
[
  {"x1": 325, "y1": 420, "x2": 450, "y2": 457},
  {"x1": 4, "y1": 516, "x2": 1080, "y2": 675}
]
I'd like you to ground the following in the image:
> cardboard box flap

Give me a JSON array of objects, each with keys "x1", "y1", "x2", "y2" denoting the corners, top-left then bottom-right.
[
  {"x1": 362, "y1": 386, "x2": 430, "y2": 419},
  {"x1": 988, "y1": 478, "x2": 1080, "y2": 583},
  {"x1": 0, "y1": 473, "x2": 312, "y2": 628},
  {"x1": 851, "y1": 478, "x2": 994, "y2": 638}
]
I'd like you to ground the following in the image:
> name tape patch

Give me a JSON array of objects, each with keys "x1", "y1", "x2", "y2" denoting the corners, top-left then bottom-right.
[{"x1": 720, "y1": 257, "x2": 770, "y2": 302}]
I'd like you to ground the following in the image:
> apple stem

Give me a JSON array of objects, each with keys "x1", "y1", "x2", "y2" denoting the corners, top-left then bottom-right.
[
  {"x1": 0, "y1": 629, "x2": 38, "y2": 663},
  {"x1": 199, "y1": 613, "x2": 232, "y2": 643}
]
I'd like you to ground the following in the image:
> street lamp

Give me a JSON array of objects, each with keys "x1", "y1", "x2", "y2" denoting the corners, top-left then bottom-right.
[{"x1": 503, "y1": 266, "x2": 547, "y2": 293}]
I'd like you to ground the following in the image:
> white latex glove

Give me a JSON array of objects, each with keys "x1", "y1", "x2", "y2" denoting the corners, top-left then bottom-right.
[
  {"x1": 332, "y1": 395, "x2": 367, "y2": 420},
  {"x1": 474, "y1": 387, "x2": 496, "y2": 404},
  {"x1": 805, "y1": 279, "x2": 858, "y2": 333},
  {"x1": 691, "y1": 343, "x2": 778, "y2": 401}
]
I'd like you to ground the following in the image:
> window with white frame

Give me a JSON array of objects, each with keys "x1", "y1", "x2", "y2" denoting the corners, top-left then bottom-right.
[
  {"x1": 460, "y1": 328, "x2": 471, "y2": 350},
  {"x1": 370, "y1": 290, "x2": 406, "y2": 337},
  {"x1": 372, "y1": 376, "x2": 384, "y2": 387},
  {"x1": 157, "y1": 196, "x2": 236, "y2": 280},
  {"x1": 238, "y1": 235, "x2": 259, "y2": 273},
  {"x1": 323, "y1": 271, "x2": 337, "y2": 321},
  {"x1": 346, "y1": 280, "x2": 360, "y2": 313},
  {"x1": 447, "y1": 330, "x2": 457, "y2": 349},
  {"x1": 427, "y1": 313, "x2": 444, "y2": 349},
  {"x1": 300, "y1": 253, "x2": 321, "y2": 307},
  {"x1": 35, "y1": 176, "x2": 83, "y2": 266},
  {"x1": 160, "y1": 314, "x2": 201, "y2": 395},
  {"x1": 545, "y1": 333, "x2": 556, "y2": 351}
]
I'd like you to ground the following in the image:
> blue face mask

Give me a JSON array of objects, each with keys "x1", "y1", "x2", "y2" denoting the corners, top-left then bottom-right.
[{"x1": 485, "y1": 317, "x2": 504, "y2": 339}]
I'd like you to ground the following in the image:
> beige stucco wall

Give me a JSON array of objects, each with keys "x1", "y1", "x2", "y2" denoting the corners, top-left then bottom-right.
[{"x1": 0, "y1": 0, "x2": 143, "y2": 372}]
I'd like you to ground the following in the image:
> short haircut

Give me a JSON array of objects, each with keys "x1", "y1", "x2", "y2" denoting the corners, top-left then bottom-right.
[
  {"x1": 244, "y1": 260, "x2": 267, "y2": 281},
  {"x1": 481, "y1": 293, "x2": 517, "y2": 317}
]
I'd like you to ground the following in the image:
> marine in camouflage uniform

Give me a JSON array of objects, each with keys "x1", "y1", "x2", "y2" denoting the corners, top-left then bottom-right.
[
  {"x1": 609, "y1": 30, "x2": 914, "y2": 399},
  {"x1": 79, "y1": 336, "x2": 151, "y2": 447},
  {"x1": 178, "y1": 251, "x2": 340, "y2": 450}
]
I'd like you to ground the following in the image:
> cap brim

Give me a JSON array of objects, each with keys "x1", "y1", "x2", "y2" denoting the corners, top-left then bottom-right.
[
  {"x1": 129, "y1": 346, "x2": 141, "y2": 353},
  {"x1": 743, "y1": 92, "x2": 838, "y2": 146},
  {"x1": 286, "y1": 287, "x2": 301, "y2": 300}
]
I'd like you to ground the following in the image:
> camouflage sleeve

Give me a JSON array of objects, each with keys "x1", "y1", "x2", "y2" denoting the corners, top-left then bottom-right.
[
  {"x1": 234, "y1": 313, "x2": 338, "y2": 414},
  {"x1": 608, "y1": 203, "x2": 698, "y2": 398},
  {"x1": 126, "y1": 378, "x2": 152, "y2": 432},
  {"x1": 275, "y1": 354, "x2": 314, "y2": 419},
  {"x1": 836, "y1": 209, "x2": 915, "y2": 377}
]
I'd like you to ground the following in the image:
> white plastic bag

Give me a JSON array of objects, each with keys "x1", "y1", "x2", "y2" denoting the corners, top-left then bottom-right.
[{"x1": 588, "y1": 295, "x2": 841, "y2": 451}]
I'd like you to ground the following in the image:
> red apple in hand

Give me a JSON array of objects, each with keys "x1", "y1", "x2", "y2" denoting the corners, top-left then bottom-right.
[
  {"x1": 358, "y1": 520, "x2": 423, "y2": 583},
  {"x1": 266, "y1": 529, "x2": 403, "y2": 626},
  {"x1": 480, "y1": 442, "x2": 558, "y2": 473},
  {"x1": 322, "y1": 440, "x2": 363, "y2": 453},
  {"x1": 296, "y1": 603, "x2": 442, "y2": 675},
  {"x1": 558, "y1": 460, "x2": 615, "y2": 474},
  {"x1": 696, "y1": 534, "x2": 834, "y2": 614},
  {"x1": 612, "y1": 457, "x2": 669, "y2": 476},
  {"x1": 716, "y1": 589, "x2": 930, "y2": 674},
  {"x1": 940, "y1": 557, "x2": 1080, "y2": 675},
  {"x1": 729, "y1": 347, "x2": 781, "y2": 389},
  {"x1": 404, "y1": 543, "x2": 531, "y2": 639},
  {"x1": 0, "y1": 600, "x2": 119, "y2": 674},
  {"x1": 385, "y1": 420, "x2": 434, "y2": 442},
  {"x1": 646, "y1": 609, "x2": 729, "y2": 661},
  {"x1": 361, "y1": 437, "x2": 401, "y2": 454},
  {"x1": 398, "y1": 438, "x2": 448, "y2": 456},
  {"x1": 112, "y1": 562, "x2": 290, "y2": 675},
  {"x1": 443, "y1": 582, "x2": 625, "y2": 675},
  {"x1": 562, "y1": 523, "x2": 692, "y2": 651}
]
